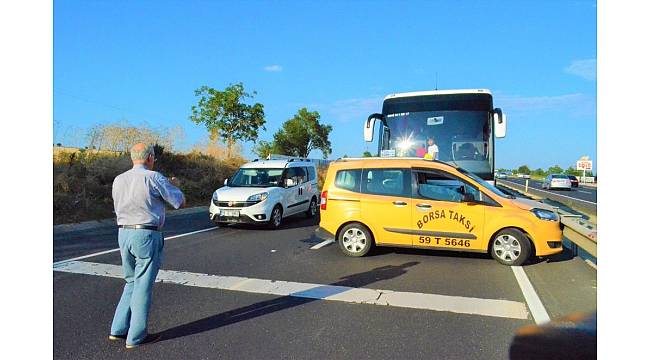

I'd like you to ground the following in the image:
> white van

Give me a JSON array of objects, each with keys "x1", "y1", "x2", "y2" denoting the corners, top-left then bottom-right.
[{"x1": 209, "y1": 158, "x2": 320, "y2": 229}]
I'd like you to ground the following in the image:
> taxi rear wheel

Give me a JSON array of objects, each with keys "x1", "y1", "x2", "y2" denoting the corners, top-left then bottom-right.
[
  {"x1": 338, "y1": 223, "x2": 373, "y2": 257},
  {"x1": 491, "y1": 228, "x2": 531, "y2": 266}
]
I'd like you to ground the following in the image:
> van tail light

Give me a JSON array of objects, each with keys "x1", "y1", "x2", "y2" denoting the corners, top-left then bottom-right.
[{"x1": 320, "y1": 191, "x2": 328, "y2": 210}]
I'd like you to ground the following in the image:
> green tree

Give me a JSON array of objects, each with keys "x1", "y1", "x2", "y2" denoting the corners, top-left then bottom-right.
[
  {"x1": 532, "y1": 168, "x2": 545, "y2": 176},
  {"x1": 272, "y1": 108, "x2": 333, "y2": 158},
  {"x1": 190, "y1": 83, "x2": 266, "y2": 158},
  {"x1": 517, "y1": 165, "x2": 531, "y2": 175},
  {"x1": 253, "y1": 140, "x2": 280, "y2": 159},
  {"x1": 362, "y1": 151, "x2": 373, "y2": 157},
  {"x1": 547, "y1": 165, "x2": 564, "y2": 174},
  {"x1": 564, "y1": 166, "x2": 581, "y2": 176}
]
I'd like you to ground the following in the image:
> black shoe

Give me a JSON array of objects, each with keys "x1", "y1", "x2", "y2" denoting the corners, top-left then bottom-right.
[
  {"x1": 108, "y1": 334, "x2": 127, "y2": 341},
  {"x1": 125, "y1": 333, "x2": 162, "y2": 349}
]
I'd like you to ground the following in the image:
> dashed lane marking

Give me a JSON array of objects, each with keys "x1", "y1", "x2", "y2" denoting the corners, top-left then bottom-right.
[
  {"x1": 310, "y1": 239, "x2": 335, "y2": 249},
  {"x1": 53, "y1": 226, "x2": 221, "y2": 266},
  {"x1": 53, "y1": 260, "x2": 530, "y2": 320}
]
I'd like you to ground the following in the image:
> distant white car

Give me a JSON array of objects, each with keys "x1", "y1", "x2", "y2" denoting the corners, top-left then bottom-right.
[
  {"x1": 209, "y1": 158, "x2": 320, "y2": 229},
  {"x1": 495, "y1": 172, "x2": 508, "y2": 179},
  {"x1": 542, "y1": 174, "x2": 572, "y2": 190},
  {"x1": 516, "y1": 174, "x2": 531, "y2": 179}
]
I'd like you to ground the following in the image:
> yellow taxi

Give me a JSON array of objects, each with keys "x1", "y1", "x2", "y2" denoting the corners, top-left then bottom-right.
[{"x1": 317, "y1": 158, "x2": 563, "y2": 266}]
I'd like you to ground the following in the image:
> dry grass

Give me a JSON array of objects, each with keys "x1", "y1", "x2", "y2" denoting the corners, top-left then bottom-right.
[
  {"x1": 317, "y1": 164, "x2": 329, "y2": 192},
  {"x1": 53, "y1": 149, "x2": 244, "y2": 224}
]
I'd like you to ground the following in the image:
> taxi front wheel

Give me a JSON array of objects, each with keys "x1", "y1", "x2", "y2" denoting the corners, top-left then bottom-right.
[
  {"x1": 338, "y1": 223, "x2": 373, "y2": 257},
  {"x1": 491, "y1": 228, "x2": 531, "y2": 266}
]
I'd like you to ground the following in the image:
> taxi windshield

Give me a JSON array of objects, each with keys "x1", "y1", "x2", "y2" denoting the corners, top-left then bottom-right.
[
  {"x1": 229, "y1": 168, "x2": 284, "y2": 187},
  {"x1": 457, "y1": 167, "x2": 511, "y2": 199}
]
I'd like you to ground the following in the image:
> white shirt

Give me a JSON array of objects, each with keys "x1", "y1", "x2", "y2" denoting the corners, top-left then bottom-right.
[
  {"x1": 428, "y1": 144, "x2": 439, "y2": 159},
  {"x1": 112, "y1": 164, "x2": 185, "y2": 227}
]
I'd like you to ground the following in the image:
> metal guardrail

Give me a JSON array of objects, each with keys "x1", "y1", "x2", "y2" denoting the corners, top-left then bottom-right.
[
  {"x1": 496, "y1": 181, "x2": 597, "y2": 260},
  {"x1": 497, "y1": 179, "x2": 597, "y2": 217}
]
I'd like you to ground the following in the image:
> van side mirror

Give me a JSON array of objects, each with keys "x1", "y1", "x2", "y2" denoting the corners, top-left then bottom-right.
[
  {"x1": 285, "y1": 178, "x2": 296, "y2": 188},
  {"x1": 494, "y1": 108, "x2": 507, "y2": 138},
  {"x1": 224, "y1": 178, "x2": 229, "y2": 186}
]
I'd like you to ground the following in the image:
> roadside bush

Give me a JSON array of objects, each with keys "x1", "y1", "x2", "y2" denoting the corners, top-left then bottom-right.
[{"x1": 53, "y1": 149, "x2": 244, "y2": 224}]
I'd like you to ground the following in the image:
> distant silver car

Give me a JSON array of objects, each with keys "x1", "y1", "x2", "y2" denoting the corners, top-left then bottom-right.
[{"x1": 542, "y1": 174, "x2": 572, "y2": 190}]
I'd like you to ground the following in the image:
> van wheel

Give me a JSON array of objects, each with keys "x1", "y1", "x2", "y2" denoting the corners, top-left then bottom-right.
[
  {"x1": 305, "y1": 197, "x2": 318, "y2": 218},
  {"x1": 338, "y1": 223, "x2": 373, "y2": 257},
  {"x1": 268, "y1": 205, "x2": 283, "y2": 230},
  {"x1": 490, "y1": 228, "x2": 531, "y2": 266}
]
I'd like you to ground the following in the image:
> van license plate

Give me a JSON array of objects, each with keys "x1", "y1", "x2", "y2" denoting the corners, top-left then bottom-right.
[{"x1": 222, "y1": 210, "x2": 239, "y2": 217}]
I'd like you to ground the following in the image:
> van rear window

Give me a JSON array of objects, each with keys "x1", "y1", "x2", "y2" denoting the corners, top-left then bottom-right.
[{"x1": 335, "y1": 169, "x2": 361, "y2": 192}]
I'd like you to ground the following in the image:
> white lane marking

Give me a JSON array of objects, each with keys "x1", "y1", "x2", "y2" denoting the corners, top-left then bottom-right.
[
  {"x1": 53, "y1": 226, "x2": 220, "y2": 266},
  {"x1": 585, "y1": 259, "x2": 597, "y2": 270},
  {"x1": 310, "y1": 239, "x2": 335, "y2": 250},
  {"x1": 511, "y1": 266, "x2": 550, "y2": 324},
  {"x1": 500, "y1": 180, "x2": 597, "y2": 205},
  {"x1": 577, "y1": 190, "x2": 591, "y2": 194},
  {"x1": 54, "y1": 261, "x2": 529, "y2": 320}
]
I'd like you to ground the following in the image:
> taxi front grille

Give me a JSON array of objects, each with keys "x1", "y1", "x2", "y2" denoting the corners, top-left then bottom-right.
[{"x1": 214, "y1": 200, "x2": 258, "y2": 208}]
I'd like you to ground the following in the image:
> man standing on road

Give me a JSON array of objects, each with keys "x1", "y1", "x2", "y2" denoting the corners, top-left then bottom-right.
[{"x1": 109, "y1": 143, "x2": 185, "y2": 348}]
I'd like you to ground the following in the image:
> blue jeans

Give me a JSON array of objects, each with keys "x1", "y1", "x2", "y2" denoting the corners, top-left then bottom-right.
[{"x1": 110, "y1": 228, "x2": 163, "y2": 345}]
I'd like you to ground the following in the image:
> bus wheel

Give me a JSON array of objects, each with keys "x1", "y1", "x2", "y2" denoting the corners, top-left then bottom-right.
[
  {"x1": 338, "y1": 223, "x2": 373, "y2": 257},
  {"x1": 491, "y1": 228, "x2": 531, "y2": 266}
]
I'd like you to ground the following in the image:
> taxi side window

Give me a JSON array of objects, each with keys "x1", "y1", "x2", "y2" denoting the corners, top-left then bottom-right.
[
  {"x1": 335, "y1": 169, "x2": 361, "y2": 192},
  {"x1": 362, "y1": 168, "x2": 411, "y2": 197},
  {"x1": 415, "y1": 170, "x2": 481, "y2": 203}
]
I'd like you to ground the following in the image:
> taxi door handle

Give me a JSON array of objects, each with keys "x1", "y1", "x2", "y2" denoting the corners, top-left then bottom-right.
[
  {"x1": 416, "y1": 203, "x2": 432, "y2": 209},
  {"x1": 392, "y1": 201, "x2": 407, "y2": 207}
]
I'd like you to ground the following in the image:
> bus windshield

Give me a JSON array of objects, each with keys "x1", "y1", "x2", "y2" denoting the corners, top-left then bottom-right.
[
  {"x1": 457, "y1": 166, "x2": 512, "y2": 199},
  {"x1": 383, "y1": 110, "x2": 493, "y2": 178}
]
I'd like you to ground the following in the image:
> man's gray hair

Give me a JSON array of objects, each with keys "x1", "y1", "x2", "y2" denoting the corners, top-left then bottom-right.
[{"x1": 130, "y1": 144, "x2": 155, "y2": 161}]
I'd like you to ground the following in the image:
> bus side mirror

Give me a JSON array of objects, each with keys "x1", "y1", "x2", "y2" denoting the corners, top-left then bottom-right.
[
  {"x1": 494, "y1": 108, "x2": 507, "y2": 138},
  {"x1": 364, "y1": 113, "x2": 384, "y2": 142}
]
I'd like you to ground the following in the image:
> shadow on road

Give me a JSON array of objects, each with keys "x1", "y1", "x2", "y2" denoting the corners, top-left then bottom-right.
[
  {"x1": 222, "y1": 213, "x2": 320, "y2": 231},
  {"x1": 157, "y1": 261, "x2": 419, "y2": 342}
]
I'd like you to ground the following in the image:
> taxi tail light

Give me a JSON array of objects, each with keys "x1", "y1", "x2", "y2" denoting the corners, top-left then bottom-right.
[{"x1": 320, "y1": 191, "x2": 328, "y2": 210}]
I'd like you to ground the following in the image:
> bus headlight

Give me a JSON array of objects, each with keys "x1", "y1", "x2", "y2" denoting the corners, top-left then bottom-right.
[{"x1": 531, "y1": 208, "x2": 559, "y2": 221}]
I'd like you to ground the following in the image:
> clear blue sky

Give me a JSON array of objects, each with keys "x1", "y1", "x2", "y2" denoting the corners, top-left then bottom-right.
[{"x1": 54, "y1": 0, "x2": 596, "y2": 173}]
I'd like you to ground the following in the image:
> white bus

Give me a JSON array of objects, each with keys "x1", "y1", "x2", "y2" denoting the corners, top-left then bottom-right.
[{"x1": 364, "y1": 89, "x2": 507, "y2": 181}]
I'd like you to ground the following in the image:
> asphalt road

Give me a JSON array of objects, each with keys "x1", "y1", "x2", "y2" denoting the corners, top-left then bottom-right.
[
  {"x1": 500, "y1": 178, "x2": 597, "y2": 204},
  {"x1": 53, "y1": 210, "x2": 597, "y2": 359}
]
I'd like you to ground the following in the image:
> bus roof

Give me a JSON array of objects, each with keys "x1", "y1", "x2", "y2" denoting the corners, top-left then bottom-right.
[{"x1": 383, "y1": 89, "x2": 492, "y2": 101}]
